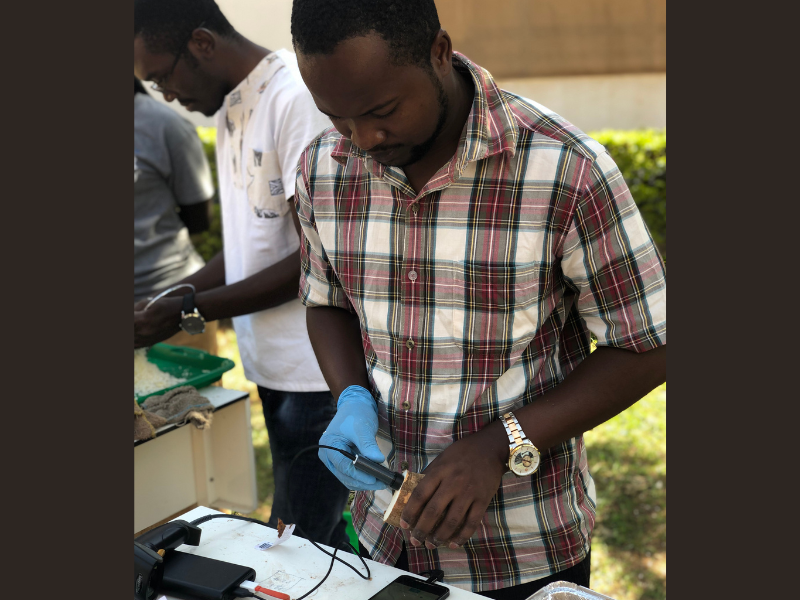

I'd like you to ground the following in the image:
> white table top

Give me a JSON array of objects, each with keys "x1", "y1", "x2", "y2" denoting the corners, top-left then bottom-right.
[
  {"x1": 161, "y1": 506, "x2": 484, "y2": 600},
  {"x1": 135, "y1": 386, "x2": 249, "y2": 447}
]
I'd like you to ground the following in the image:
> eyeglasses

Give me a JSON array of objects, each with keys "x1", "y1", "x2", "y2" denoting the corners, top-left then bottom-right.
[{"x1": 150, "y1": 21, "x2": 206, "y2": 94}]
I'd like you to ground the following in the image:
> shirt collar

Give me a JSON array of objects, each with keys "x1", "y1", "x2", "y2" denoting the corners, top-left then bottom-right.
[
  {"x1": 226, "y1": 51, "x2": 284, "y2": 120},
  {"x1": 330, "y1": 52, "x2": 518, "y2": 172}
]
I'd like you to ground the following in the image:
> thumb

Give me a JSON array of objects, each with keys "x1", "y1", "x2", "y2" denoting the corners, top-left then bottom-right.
[{"x1": 352, "y1": 419, "x2": 385, "y2": 463}]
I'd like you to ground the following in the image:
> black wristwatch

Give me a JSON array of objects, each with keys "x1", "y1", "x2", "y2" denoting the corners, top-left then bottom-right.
[{"x1": 179, "y1": 290, "x2": 206, "y2": 335}]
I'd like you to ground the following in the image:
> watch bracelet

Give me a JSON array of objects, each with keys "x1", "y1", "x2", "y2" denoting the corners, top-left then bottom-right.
[{"x1": 502, "y1": 411, "x2": 530, "y2": 446}]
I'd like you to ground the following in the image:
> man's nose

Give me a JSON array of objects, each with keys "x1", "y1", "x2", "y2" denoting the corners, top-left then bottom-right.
[
  {"x1": 349, "y1": 121, "x2": 386, "y2": 151},
  {"x1": 161, "y1": 90, "x2": 177, "y2": 103}
]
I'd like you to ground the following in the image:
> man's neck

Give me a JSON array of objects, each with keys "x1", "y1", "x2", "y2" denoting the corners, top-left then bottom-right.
[
  {"x1": 222, "y1": 37, "x2": 273, "y2": 91},
  {"x1": 403, "y1": 66, "x2": 474, "y2": 194}
]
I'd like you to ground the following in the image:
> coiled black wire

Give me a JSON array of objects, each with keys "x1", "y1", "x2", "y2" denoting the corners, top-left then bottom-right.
[{"x1": 189, "y1": 444, "x2": 369, "y2": 600}]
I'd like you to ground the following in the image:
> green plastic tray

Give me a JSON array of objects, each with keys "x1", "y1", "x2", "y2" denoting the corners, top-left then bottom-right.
[{"x1": 135, "y1": 343, "x2": 235, "y2": 404}]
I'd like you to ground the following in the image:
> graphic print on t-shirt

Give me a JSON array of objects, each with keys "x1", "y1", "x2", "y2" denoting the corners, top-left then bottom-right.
[
  {"x1": 247, "y1": 147, "x2": 287, "y2": 219},
  {"x1": 268, "y1": 179, "x2": 284, "y2": 196}
]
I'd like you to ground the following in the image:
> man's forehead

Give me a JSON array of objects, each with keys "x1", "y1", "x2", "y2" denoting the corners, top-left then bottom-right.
[
  {"x1": 298, "y1": 33, "x2": 394, "y2": 78},
  {"x1": 298, "y1": 35, "x2": 422, "y2": 114}
]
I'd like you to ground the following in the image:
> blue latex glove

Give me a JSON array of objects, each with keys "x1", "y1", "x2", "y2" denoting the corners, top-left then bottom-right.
[{"x1": 319, "y1": 385, "x2": 388, "y2": 491}]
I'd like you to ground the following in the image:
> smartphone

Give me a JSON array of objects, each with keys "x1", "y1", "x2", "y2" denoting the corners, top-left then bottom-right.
[{"x1": 366, "y1": 574, "x2": 450, "y2": 600}]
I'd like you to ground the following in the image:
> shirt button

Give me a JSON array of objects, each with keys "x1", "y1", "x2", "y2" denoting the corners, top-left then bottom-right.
[
  {"x1": 411, "y1": 204, "x2": 419, "y2": 215},
  {"x1": 408, "y1": 270, "x2": 418, "y2": 281},
  {"x1": 406, "y1": 339, "x2": 415, "y2": 349},
  {"x1": 402, "y1": 401, "x2": 410, "y2": 410},
  {"x1": 401, "y1": 461, "x2": 409, "y2": 471}
]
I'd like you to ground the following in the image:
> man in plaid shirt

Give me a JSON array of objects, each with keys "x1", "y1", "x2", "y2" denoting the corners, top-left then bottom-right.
[{"x1": 290, "y1": 1, "x2": 666, "y2": 597}]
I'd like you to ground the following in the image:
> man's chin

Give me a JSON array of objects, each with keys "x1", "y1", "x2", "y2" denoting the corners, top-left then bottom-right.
[
  {"x1": 199, "y1": 101, "x2": 224, "y2": 117},
  {"x1": 195, "y1": 98, "x2": 225, "y2": 117},
  {"x1": 370, "y1": 148, "x2": 418, "y2": 168}
]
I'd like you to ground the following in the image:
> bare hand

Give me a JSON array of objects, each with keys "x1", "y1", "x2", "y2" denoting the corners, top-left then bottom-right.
[
  {"x1": 399, "y1": 427, "x2": 508, "y2": 550},
  {"x1": 134, "y1": 296, "x2": 182, "y2": 348}
]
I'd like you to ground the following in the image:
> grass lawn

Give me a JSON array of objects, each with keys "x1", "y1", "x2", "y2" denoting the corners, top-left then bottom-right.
[
  {"x1": 584, "y1": 383, "x2": 666, "y2": 600},
  {"x1": 216, "y1": 326, "x2": 666, "y2": 600}
]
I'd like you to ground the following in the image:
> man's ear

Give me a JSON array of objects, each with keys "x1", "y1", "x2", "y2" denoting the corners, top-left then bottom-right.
[
  {"x1": 430, "y1": 30, "x2": 453, "y2": 77},
  {"x1": 189, "y1": 28, "x2": 217, "y2": 60}
]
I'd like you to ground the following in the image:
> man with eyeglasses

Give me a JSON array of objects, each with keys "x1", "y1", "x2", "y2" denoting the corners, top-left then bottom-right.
[{"x1": 133, "y1": 0, "x2": 349, "y2": 548}]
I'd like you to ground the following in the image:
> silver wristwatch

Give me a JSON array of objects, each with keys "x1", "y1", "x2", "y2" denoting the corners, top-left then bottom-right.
[{"x1": 502, "y1": 411, "x2": 541, "y2": 477}]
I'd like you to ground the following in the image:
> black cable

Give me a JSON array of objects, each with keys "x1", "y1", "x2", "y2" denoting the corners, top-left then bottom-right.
[
  {"x1": 190, "y1": 513, "x2": 273, "y2": 528},
  {"x1": 295, "y1": 541, "x2": 341, "y2": 600},
  {"x1": 316, "y1": 443, "x2": 356, "y2": 461},
  {"x1": 189, "y1": 444, "x2": 371, "y2": 600},
  {"x1": 284, "y1": 445, "x2": 373, "y2": 599}
]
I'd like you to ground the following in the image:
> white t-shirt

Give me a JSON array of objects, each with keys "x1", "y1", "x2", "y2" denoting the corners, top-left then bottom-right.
[{"x1": 216, "y1": 49, "x2": 331, "y2": 391}]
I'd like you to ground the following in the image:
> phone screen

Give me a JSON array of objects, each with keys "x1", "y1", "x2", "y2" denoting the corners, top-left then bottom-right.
[{"x1": 368, "y1": 575, "x2": 449, "y2": 600}]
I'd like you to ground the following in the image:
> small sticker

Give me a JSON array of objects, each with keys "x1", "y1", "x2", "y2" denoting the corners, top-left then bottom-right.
[
  {"x1": 255, "y1": 540, "x2": 276, "y2": 550},
  {"x1": 254, "y1": 523, "x2": 295, "y2": 551}
]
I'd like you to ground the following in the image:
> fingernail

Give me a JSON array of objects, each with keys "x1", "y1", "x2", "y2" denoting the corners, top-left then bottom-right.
[
  {"x1": 425, "y1": 541, "x2": 436, "y2": 550},
  {"x1": 448, "y1": 542, "x2": 459, "y2": 550},
  {"x1": 410, "y1": 537, "x2": 421, "y2": 547},
  {"x1": 399, "y1": 519, "x2": 409, "y2": 529}
]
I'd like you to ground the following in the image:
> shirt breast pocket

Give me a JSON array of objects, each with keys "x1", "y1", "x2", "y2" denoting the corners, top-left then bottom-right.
[
  {"x1": 246, "y1": 147, "x2": 289, "y2": 220},
  {"x1": 443, "y1": 261, "x2": 541, "y2": 355}
]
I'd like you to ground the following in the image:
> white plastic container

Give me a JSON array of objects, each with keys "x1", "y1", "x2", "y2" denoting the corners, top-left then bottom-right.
[{"x1": 526, "y1": 581, "x2": 616, "y2": 600}]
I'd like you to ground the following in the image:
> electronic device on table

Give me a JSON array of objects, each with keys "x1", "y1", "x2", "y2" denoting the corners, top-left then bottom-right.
[
  {"x1": 133, "y1": 446, "x2": 437, "y2": 600},
  {"x1": 367, "y1": 574, "x2": 450, "y2": 600},
  {"x1": 134, "y1": 519, "x2": 257, "y2": 600}
]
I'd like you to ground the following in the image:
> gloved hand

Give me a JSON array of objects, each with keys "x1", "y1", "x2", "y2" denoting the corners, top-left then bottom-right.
[{"x1": 319, "y1": 385, "x2": 387, "y2": 491}]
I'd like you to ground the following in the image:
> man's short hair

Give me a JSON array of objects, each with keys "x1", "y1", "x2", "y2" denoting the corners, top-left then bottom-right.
[
  {"x1": 291, "y1": 0, "x2": 441, "y2": 68},
  {"x1": 134, "y1": 0, "x2": 237, "y2": 56}
]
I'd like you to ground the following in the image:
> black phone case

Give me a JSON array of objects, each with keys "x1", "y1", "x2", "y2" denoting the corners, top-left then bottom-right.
[
  {"x1": 159, "y1": 551, "x2": 256, "y2": 600},
  {"x1": 367, "y1": 574, "x2": 450, "y2": 599}
]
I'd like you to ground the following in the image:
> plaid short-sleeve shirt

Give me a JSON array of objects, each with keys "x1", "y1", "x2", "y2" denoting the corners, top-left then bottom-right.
[{"x1": 295, "y1": 53, "x2": 666, "y2": 592}]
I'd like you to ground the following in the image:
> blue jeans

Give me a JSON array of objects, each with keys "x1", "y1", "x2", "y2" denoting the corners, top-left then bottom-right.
[{"x1": 258, "y1": 386, "x2": 349, "y2": 547}]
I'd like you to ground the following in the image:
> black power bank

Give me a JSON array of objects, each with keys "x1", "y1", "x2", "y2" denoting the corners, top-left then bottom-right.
[{"x1": 159, "y1": 551, "x2": 256, "y2": 600}]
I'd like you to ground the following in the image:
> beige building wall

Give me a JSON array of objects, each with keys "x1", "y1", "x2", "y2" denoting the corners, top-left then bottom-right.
[
  {"x1": 498, "y1": 73, "x2": 666, "y2": 132},
  {"x1": 146, "y1": 0, "x2": 665, "y2": 132},
  {"x1": 437, "y1": 0, "x2": 666, "y2": 78}
]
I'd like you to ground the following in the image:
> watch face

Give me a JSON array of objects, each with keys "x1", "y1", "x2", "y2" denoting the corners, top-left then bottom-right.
[
  {"x1": 180, "y1": 314, "x2": 205, "y2": 335},
  {"x1": 510, "y1": 445, "x2": 540, "y2": 476}
]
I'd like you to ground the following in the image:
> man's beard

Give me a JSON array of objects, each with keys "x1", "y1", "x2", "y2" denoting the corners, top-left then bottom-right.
[{"x1": 392, "y1": 76, "x2": 449, "y2": 168}]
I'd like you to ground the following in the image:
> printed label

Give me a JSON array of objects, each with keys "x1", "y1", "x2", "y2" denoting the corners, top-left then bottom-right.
[{"x1": 253, "y1": 523, "x2": 295, "y2": 551}]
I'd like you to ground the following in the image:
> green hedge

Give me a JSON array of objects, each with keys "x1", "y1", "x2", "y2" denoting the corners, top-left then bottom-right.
[
  {"x1": 190, "y1": 127, "x2": 223, "y2": 262},
  {"x1": 190, "y1": 127, "x2": 666, "y2": 262},
  {"x1": 590, "y1": 129, "x2": 666, "y2": 257}
]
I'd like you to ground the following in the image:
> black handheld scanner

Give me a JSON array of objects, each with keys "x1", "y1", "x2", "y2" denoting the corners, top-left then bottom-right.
[
  {"x1": 134, "y1": 520, "x2": 203, "y2": 600},
  {"x1": 352, "y1": 454, "x2": 404, "y2": 490}
]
